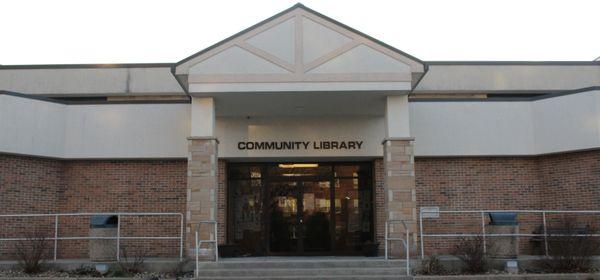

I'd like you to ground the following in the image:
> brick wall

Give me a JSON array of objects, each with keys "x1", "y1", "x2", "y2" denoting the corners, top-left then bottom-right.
[
  {"x1": 415, "y1": 150, "x2": 600, "y2": 256},
  {"x1": 60, "y1": 160, "x2": 186, "y2": 213},
  {"x1": 537, "y1": 150, "x2": 600, "y2": 210},
  {"x1": 59, "y1": 159, "x2": 187, "y2": 259},
  {"x1": 217, "y1": 159, "x2": 227, "y2": 244},
  {"x1": 1, "y1": 149, "x2": 599, "y2": 259},
  {"x1": 0, "y1": 155, "x2": 186, "y2": 260},
  {"x1": 416, "y1": 157, "x2": 542, "y2": 210},
  {"x1": 0, "y1": 154, "x2": 62, "y2": 214},
  {"x1": 0, "y1": 155, "x2": 63, "y2": 260},
  {"x1": 415, "y1": 157, "x2": 542, "y2": 255},
  {"x1": 373, "y1": 159, "x2": 385, "y2": 253}
]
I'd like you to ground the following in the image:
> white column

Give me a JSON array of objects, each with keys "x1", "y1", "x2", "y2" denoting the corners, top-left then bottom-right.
[
  {"x1": 190, "y1": 97, "x2": 215, "y2": 137},
  {"x1": 385, "y1": 95, "x2": 411, "y2": 138}
]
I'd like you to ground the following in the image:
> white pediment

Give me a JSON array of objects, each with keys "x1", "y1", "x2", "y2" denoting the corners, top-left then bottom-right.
[
  {"x1": 189, "y1": 46, "x2": 290, "y2": 74},
  {"x1": 308, "y1": 45, "x2": 411, "y2": 74},
  {"x1": 175, "y1": 4, "x2": 425, "y2": 93},
  {"x1": 302, "y1": 17, "x2": 353, "y2": 64},
  {"x1": 246, "y1": 18, "x2": 296, "y2": 65}
]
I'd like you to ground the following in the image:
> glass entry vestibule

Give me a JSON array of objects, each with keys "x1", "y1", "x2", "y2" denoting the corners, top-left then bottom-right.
[{"x1": 227, "y1": 162, "x2": 374, "y2": 256}]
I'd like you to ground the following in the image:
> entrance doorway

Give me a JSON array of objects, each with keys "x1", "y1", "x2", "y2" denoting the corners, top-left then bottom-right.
[
  {"x1": 268, "y1": 180, "x2": 333, "y2": 254},
  {"x1": 227, "y1": 162, "x2": 374, "y2": 256}
]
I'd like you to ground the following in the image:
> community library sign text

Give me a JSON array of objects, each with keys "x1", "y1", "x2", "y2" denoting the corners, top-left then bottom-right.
[{"x1": 237, "y1": 141, "x2": 364, "y2": 150}]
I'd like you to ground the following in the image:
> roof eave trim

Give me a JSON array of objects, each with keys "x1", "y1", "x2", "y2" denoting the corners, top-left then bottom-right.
[{"x1": 173, "y1": 3, "x2": 425, "y2": 74}]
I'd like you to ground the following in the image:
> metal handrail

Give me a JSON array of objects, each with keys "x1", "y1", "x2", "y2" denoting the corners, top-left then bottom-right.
[
  {"x1": 194, "y1": 220, "x2": 218, "y2": 278},
  {"x1": 418, "y1": 209, "x2": 600, "y2": 259},
  {"x1": 0, "y1": 212, "x2": 184, "y2": 261},
  {"x1": 384, "y1": 219, "x2": 410, "y2": 276}
]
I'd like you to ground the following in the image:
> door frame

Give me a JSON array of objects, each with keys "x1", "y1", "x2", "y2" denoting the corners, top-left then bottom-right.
[
  {"x1": 265, "y1": 178, "x2": 335, "y2": 255},
  {"x1": 227, "y1": 162, "x2": 374, "y2": 256}
]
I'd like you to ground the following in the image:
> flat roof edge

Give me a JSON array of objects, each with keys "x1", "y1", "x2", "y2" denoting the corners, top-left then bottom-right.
[
  {"x1": 426, "y1": 61, "x2": 600, "y2": 66},
  {"x1": 0, "y1": 63, "x2": 175, "y2": 70},
  {"x1": 410, "y1": 86, "x2": 600, "y2": 102},
  {"x1": 0, "y1": 90, "x2": 190, "y2": 105}
]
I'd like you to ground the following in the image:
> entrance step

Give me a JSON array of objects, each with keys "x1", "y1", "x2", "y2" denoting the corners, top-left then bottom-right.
[
  {"x1": 195, "y1": 277, "x2": 412, "y2": 280},
  {"x1": 196, "y1": 267, "x2": 407, "y2": 277},
  {"x1": 194, "y1": 258, "x2": 410, "y2": 279}
]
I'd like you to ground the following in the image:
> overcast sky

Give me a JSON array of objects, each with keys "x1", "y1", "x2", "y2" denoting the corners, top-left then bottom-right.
[{"x1": 1, "y1": 0, "x2": 598, "y2": 65}]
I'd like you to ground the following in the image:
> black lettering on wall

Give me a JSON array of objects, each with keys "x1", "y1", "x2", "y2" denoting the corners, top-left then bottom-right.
[{"x1": 236, "y1": 141, "x2": 365, "y2": 150}]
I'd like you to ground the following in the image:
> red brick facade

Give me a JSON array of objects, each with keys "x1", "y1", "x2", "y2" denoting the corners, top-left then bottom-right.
[
  {"x1": 373, "y1": 158, "x2": 386, "y2": 253},
  {"x1": 0, "y1": 155, "x2": 186, "y2": 260},
  {"x1": 1, "y1": 155, "x2": 62, "y2": 214},
  {"x1": 217, "y1": 159, "x2": 227, "y2": 244},
  {"x1": 416, "y1": 157, "x2": 541, "y2": 210},
  {"x1": 538, "y1": 150, "x2": 600, "y2": 210},
  {"x1": 1, "y1": 150, "x2": 599, "y2": 259},
  {"x1": 415, "y1": 150, "x2": 600, "y2": 255}
]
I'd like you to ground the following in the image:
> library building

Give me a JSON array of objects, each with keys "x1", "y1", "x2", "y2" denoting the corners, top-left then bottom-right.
[{"x1": 1, "y1": 4, "x2": 599, "y2": 263}]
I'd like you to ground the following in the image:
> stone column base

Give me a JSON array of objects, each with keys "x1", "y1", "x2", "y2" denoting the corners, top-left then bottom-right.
[
  {"x1": 186, "y1": 137, "x2": 218, "y2": 257},
  {"x1": 383, "y1": 138, "x2": 417, "y2": 257}
]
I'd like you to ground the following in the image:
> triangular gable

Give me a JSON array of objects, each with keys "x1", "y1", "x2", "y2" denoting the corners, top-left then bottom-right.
[{"x1": 174, "y1": 3, "x2": 425, "y2": 93}]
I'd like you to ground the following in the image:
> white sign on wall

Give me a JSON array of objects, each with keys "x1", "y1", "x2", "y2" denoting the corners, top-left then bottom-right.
[{"x1": 420, "y1": 206, "x2": 440, "y2": 219}]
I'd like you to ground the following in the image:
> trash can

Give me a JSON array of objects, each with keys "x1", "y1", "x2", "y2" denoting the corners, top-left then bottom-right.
[
  {"x1": 89, "y1": 215, "x2": 118, "y2": 261},
  {"x1": 488, "y1": 212, "x2": 519, "y2": 258}
]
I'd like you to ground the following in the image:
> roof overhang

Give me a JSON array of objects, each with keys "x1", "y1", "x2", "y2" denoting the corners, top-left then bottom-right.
[{"x1": 173, "y1": 3, "x2": 425, "y2": 95}]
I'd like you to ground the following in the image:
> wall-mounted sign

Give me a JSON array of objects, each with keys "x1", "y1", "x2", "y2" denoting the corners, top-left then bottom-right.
[
  {"x1": 420, "y1": 206, "x2": 440, "y2": 219},
  {"x1": 237, "y1": 141, "x2": 363, "y2": 150}
]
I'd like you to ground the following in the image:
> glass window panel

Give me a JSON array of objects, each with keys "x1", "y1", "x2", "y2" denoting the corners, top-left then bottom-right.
[
  {"x1": 302, "y1": 181, "x2": 332, "y2": 252},
  {"x1": 334, "y1": 164, "x2": 371, "y2": 178},
  {"x1": 229, "y1": 165, "x2": 263, "y2": 179},
  {"x1": 228, "y1": 179, "x2": 263, "y2": 255},
  {"x1": 268, "y1": 181, "x2": 299, "y2": 253},
  {"x1": 268, "y1": 164, "x2": 332, "y2": 178},
  {"x1": 334, "y1": 178, "x2": 373, "y2": 252}
]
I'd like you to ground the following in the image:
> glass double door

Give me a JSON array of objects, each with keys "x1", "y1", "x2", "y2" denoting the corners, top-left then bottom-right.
[
  {"x1": 227, "y1": 163, "x2": 374, "y2": 256},
  {"x1": 268, "y1": 180, "x2": 332, "y2": 254}
]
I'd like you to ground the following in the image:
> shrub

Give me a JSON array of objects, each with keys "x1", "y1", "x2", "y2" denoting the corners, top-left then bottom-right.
[
  {"x1": 170, "y1": 260, "x2": 191, "y2": 279},
  {"x1": 543, "y1": 221, "x2": 600, "y2": 272},
  {"x1": 419, "y1": 255, "x2": 447, "y2": 275},
  {"x1": 14, "y1": 228, "x2": 51, "y2": 274},
  {"x1": 453, "y1": 237, "x2": 489, "y2": 274},
  {"x1": 115, "y1": 245, "x2": 149, "y2": 275}
]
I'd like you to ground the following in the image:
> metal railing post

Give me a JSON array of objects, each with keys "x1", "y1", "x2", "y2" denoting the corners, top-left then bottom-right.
[
  {"x1": 116, "y1": 214, "x2": 121, "y2": 261},
  {"x1": 481, "y1": 211, "x2": 486, "y2": 255},
  {"x1": 385, "y1": 220, "x2": 410, "y2": 275},
  {"x1": 195, "y1": 230, "x2": 199, "y2": 278},
  {"x1": 214, "y1": 222, "x2": 219, "y2": 262},
  {"x1": 406, "y1": 228, "x2": 410, "y2": 276},
  {"x1": 419, "y1": 211, "x2": 424, "y2": 259},
  {"x1": 179, "y1": 214, "x2": 184, "y2": 261},
  {"x1": 384, "y1": 221, "x2": 388, "y2": 260},
  {"x1": 53, "y1": 215, "x2": 58, "y2": 261},
  {"x1": 542, "y1": 211, "x2": 549, "y2": 257}
]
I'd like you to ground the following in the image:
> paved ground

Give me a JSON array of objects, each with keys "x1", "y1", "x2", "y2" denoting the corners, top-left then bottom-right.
[{"x1": 0, "y1": 273, "x2": 599, "y2": 280}]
